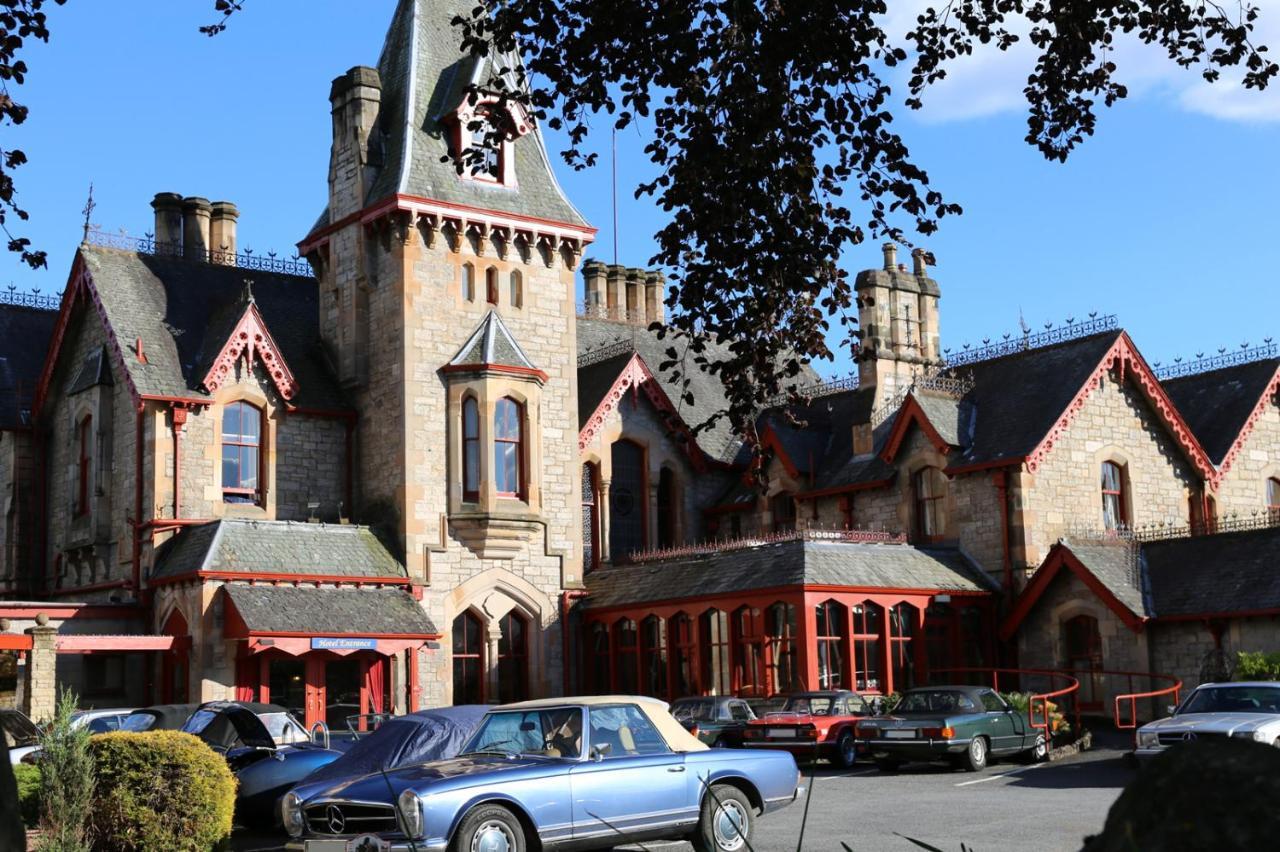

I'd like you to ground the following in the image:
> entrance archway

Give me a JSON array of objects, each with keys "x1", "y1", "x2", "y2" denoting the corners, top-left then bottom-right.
[
  {"x1": 160, "y1": 609, "x2": 190, "y2": 704},
  {"x1": 1064, "y1": 614, "x2": 1104, "y2": 711}
]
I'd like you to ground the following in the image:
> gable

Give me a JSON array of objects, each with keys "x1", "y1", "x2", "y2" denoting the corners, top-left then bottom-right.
[
  {"x1": 1000, "y1": 540, "x2": 1147, "y2": 640},
  {"x1": 201, "y1": 300, "x2": 299, "y2": 402},
  {"x1": 1162, "y1": 358, "x2": 1280, "y2": 467}
]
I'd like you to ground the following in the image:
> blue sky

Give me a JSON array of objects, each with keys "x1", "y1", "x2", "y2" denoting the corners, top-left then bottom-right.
[{"x1": 8, "y1": 0, "x2": 1279, "y2": 380}]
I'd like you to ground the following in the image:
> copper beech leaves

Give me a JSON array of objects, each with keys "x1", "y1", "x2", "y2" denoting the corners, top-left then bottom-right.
[{"x1": 205, "y1": 1, "x2": 1272, "y2": 445}]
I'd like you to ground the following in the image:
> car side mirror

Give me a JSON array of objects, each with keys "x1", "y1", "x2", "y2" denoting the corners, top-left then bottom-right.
[
  {"x1": 1166, "y1": 704, "x2": 1177, "y2": 717},
  {"x1": 590, "y1": 743, "x2": 612, "y2": 762}
]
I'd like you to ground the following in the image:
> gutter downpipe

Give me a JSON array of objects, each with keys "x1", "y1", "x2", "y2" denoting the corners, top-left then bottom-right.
[{"x1": 133, "y1": 406, "x2": 144, "y2": 598}]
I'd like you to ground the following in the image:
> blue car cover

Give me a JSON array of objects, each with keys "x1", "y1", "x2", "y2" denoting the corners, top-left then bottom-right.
[{"x1": 300, "y1": 705, "x2": 488, "y2": 785}]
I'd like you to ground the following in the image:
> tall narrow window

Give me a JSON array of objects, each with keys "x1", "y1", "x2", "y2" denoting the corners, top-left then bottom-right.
[
  {"x1": 913, "y1": 467, "x2": 946, "y2": 542},
  {"x1": 75, "y1": 414, "x2": 92, "y2": 517},
  {"x1": 613, "y1": 618, "x2": 639, "y2": 693},
  {"x1": 733, "y1": 606, "x2": 766, "y2": 698},
  {"x1": 700, "y1": 609, "x2": 731, "y2": 696},
  {"x1": 495, "y1": 397, "x2": 523, "y2": 497},
  {"x1": 1101, "y1": 461, "x2": 1127, "y2": 531},
  {"x1": 889, "y1": 603, "x2": 916, "y2": 692},
  {"x1": 851, "y1": 602, "x2": 883, "y2": 692},
  {"x1": 671, "y1": 613, "x2": 696, "y2": 697},
  {"x1": 473, "y1": 109, "x2": 504, "y2": 182},
  {"x1": 509, "y1": 270, "x2": 523, "y2": 308},
  {"x1": 452, "y1": 611, "x2": 484, "y2": 705},
  {"x1": 485, "y1": 267, "x2": 499, "y2": 305},
  {"x1": 462, "y1": 263, "x2": 476, "y2": 302},
  {"x1": 221, "y1": 402, "x2": 262, "y2": 504},
  {"x1": 589, "y1": 622, "x2": 611, "y2": 694},
  {"x1": 641, "y1": 615, "x2": 669, "y2": 699},
  {"x1": 582, "y1": 463, "x2": 600, "y2": 572},
  {"x1": 462, "y1": 397, "x2": 480, "y2": 502},
  {"x1": 609, "y1": 440, "x2": 647, "y2": 559},
  {"x1": 815, "y1": 600, "x2": 847, "y2": 690},
  {"x1": 1267, "y1": 478, "x2": 1280, "y2": 514},
  {"x1": 771, "y1": 493, "x2": 796, "y2": 533},
  {"x1": 497, "y1": 610, "x2": 529, "y2": 704},
  {"x1": 766, "y1": 602, "x2": 797, "y2": 694},
  {"x1": 657, "y1": 467, "x2": 678, "y2": 547}
]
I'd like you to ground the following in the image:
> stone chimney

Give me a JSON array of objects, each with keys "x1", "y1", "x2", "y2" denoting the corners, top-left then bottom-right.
[
  {"x1": 605, "y1": 265, "x2": 626, "y2": 320},
  {"x1": 882, "y1": 242, "x2": 897, "y2": 271},
  {"x1": 209, "y1": 201, "x2": 239, "y2": 263},
  {"x1": 856, "y1": 245, "x2": 942, "y2": 410},
  {"x1": 328, "y1": 66, "x2": 383, "y2": 222},
  {"x1": 151, "y1": 192, "x2": 184, "y2": 255},
  {"x1": 852, "y1": 422, "x2": 874, "y2": 456},
  {"x1": 582, "y1": 259, "x2": 607, "y2": 316},
  {"x1": 181, "y1": 197, "x2": 212, "y2": 262},
  {"x1": 645, "y1": 271, "x2": 665, "y2": 323}
]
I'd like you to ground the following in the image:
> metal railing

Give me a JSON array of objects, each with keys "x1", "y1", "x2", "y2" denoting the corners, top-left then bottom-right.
[
  {"x1": 628, "y1": 526, "x2": 906, "y2": 563},
  {"x1": 941, "y1": 314, "x2": 1118, "y2": 368},
  {"x1": 1109, "y1": 671, "x2": 1182, "y2": 731},
  {"x1": 84, "y1": 230, "x2": 315, "y2": 277},
  {"x1": 929, "y1": 666, "x2": 1081, "y2": 740},
  {"x1": 0, "y1": 285, "x2": 60, "y2": 310},
  {"x1": 1154, "y1": 342, "x2": 1277, "y2": 379}
]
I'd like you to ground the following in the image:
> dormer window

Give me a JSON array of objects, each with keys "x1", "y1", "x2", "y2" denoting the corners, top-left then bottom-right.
[
  {"x1": 450, "y1": 97, "x2": 529, "y2": 188},
  {"x1": 222, "y1": 401, "x2": 263, "y2": 505}
]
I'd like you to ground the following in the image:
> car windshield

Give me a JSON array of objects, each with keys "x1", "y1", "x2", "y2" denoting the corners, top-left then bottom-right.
[
  {"x1": 672, "y1": 700, "x2": 715, "y2": 722},
  {"x1": 118, "y1": 713, "x2": 158, "y2": 732},
  {"x1": 0, "y1": 713, "x2": 39, "y2": 748},
  {"x1": 461, "y1": 708, "x2": 583, "y2": 759},
  {"x1": 1179, "y1": 686, "x2": 1280, "y2": 715},
  {"x1": 257, "y1": 712, "x2": 306, "y2": 744},
  {"x1": 896, "y1": 690, "x2": 975, "y2": 714},
  {"x1": 182, "y1": 707, "x2": 275, "y2": 750},
  {"x1": 782, "y1": 696, "x2": 834, "y2": 716}
]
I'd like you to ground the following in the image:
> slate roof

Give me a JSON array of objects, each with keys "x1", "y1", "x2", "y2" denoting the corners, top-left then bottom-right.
[
  {"x1": 912, "y1": 391, "x2": 973, "y2": 448},
  {"x1": 223, "y1": 584, "x2": 436, "y2": 636},
  {"x1": 576, "y1": 318, "x2": 822, "y2": 463},
  {"x1": 578, "y1": 352, "x2": 633, "y2": 429},
  {"x1": 338, "y1": 0, "x2": 586, "y2": 228},
  {"x1": 1161, "y1": 359, "x2": 1279, "y2": 464},
  {"x1": 449, "y1": 310, "x2": 537, "y2": 369},
  {"x1": 78, "y1": 246, "x2": 347, "y2": 410},
  {"x1": 1057, "y1": 538, "x2": 1148, "y2": 617},
  {"x1": 67, "y1": 346, "x2": 113, "y2": 396},
  {"x1": 583, "y1": 539, "x2": 997, "y2": 610},
  {"x1": 151, "y1": 519, "x2": 406, "y2": 581},
  {"x1": 1142, "y1": 526, "x2": 1280, "y2": 617},
  {"x1": 0, "y1": 303, "x2": 57, "y2": 429}
]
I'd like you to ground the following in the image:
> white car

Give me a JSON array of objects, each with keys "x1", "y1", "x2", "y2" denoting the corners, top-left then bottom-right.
[{"x1": 1135, "y1": 681, "x2": 1280, "y2": 758}]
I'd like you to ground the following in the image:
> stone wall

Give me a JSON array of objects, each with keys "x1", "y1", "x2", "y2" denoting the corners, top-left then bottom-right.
[
  {"x1": 1020, "y1": 373, "x2": 1199, "y2": 569},
  {"x1": 1149, "y1": 621, "x2": 1220, "y2": 695},
  {"x1": 1215, "y1": 398, "x2": 1280, "y2": 519}
]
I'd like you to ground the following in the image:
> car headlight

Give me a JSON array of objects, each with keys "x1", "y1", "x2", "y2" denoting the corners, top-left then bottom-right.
[
  {"x1": 1137, "y1": 730, "x2": 1159, "y2": 748},
  {"x1": 1253, "y1": 730, "x2": 1271, "y2": 743},
  {"x1": 398, "y1": 789, "x2": 423, "y2": 839},
  {"x1": 281, "y1": 792, "x2": 305, "y2": 838}
]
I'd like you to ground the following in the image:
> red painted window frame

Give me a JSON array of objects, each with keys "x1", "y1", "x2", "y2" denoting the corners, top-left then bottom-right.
[
  {"x1": 889, "y1": 603, "x2": 917, "y2": 693},
  {"x1": 770, "y1": 493, "x2": 796, "y2": 533},
  {"x1": 765, "y1": 602, "x2": 797, "y2": 694},
  {"x1": 913, "y1": 466, "x2": 945, "y2": 543},
  {"x1": 452, "y1": 610, "x2": 485, "y2": 704},
  {"x1": 641, "y1": 614, "x2": 669, "y2": 699},
  {"x1": 1101, "y1": 461, "x2": 1127, "y2": 530},
  {"x1": 222, "y1": 400, "x2": 264, "y2": 505},
  {"x1": 462, "y1": 396, "x2": 480, "y2": 502},
  {"x1": 588, "y1": 621, "x2": 611, "y2": 694},
  {"x1": 670, "y1": 612, "x2": 698, "y2": 697},
  {"x1": 850, "y1": 601, "x2": 884, "y2": 693},
  {"x1": 732, "y1": 606, "x2": 767, "y2": 698},
  {"x1": 494, "y1": 397, "x2": 524, "y2": 499},
  {"x1": 612, "y1": 618, "x2": 640, "y2": 693},
  {"x1": 815, "y1": 599, "x2": 847, "y2": 690},
  {"x1": 497, "y1": 610, "x2": 529, "y2": 704},
  {"x1": 1267, "y1": 477, "x2": 1280, "y2": 513},
  {"x1": 75, "y1": 414, "x2": 92, "y2": 517},
  {"x1": 700, "y1": 609, "x2": 731, "y2": 696}
]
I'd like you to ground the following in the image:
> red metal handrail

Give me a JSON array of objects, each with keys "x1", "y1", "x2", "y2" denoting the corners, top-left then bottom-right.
[
  {"x1": 928, "y1": 667, "x2": 1081, "y2": 738},
  {"x1": 1111, "y1": 672, "x2": 1182, "y2": 730}
]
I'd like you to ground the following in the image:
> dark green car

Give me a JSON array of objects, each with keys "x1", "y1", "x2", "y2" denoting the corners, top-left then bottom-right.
[
  {"x1": 856, "y1": 686, "x2": 1048, "y2": 772},
  {"x1": 671, "y1": 696, "x2": 756, "y2": 747}
]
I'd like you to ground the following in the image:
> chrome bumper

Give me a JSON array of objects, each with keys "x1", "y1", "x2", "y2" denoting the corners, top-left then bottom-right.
[
  {"x1": 862, "y1": 737, "x2": 971, "y2": 753},
  {"x1": 286, "y1": 839, "x2": 446, "y2": 852}
]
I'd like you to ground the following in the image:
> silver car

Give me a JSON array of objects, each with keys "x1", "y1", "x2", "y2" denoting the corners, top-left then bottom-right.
[{"x1": 1135, "y1": 681, "x2": 1280, "y2": 758}]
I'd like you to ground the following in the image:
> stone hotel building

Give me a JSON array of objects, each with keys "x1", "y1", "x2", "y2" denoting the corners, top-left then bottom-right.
[{"x1": 1, "y1": 0, "x2": 1278, "y2": 725}]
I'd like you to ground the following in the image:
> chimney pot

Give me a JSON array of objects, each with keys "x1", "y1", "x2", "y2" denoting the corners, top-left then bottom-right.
[
  {"x1": 210, "y1": 201, "x2": 239, "y2": 264},
  {"x1": 881, "y1": 242, "x2": 897, "y2": 271},
  {"x1": 897, "y1": 263, "x2": 907, "y2": 273},
  {"x1": 150, "y1": 192, "x2": 184, "y2": 255},
  {"x1": 912, "y1": 247, "x2": 929, "y2": 276},
  {"x1": 181, "y1": 197, "x2": 212, "y2": 262}
]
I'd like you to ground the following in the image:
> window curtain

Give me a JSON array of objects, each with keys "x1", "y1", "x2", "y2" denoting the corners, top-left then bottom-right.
[
  {"x1": 234, "y1": 657, "x2": 257, "y2": 703},
  {"x1": 364, "y1": 657, "x2": 386, "y2": 714}
]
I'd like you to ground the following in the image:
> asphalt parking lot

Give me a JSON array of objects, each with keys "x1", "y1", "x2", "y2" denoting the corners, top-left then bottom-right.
[{"x1": 234, "y1": 732, "x2": 1135, "y2": 852}]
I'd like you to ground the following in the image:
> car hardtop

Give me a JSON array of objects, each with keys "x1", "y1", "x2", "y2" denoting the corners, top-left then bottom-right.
[
  {"x1": 758, "y1": 690, "x2": 865, "y2": 716},
  {"x1": 672, "y1": 695, "x2": 755, "y2": 720},
  {"x1": 120, "y1": 703, "x2": 201, "y2": 731},
  {"x1": 185, "y1": 701, "x2": 288, "y2": 751},
  {"x1": 490, "y1": 694, "x2": 708, "y2": 755},
  {"x1": 1169, "y1": 682, "x2": 1280, "y2": 715},
  {"x1": 891, "y1": 686, "x2": 1005, "y2": 716}
]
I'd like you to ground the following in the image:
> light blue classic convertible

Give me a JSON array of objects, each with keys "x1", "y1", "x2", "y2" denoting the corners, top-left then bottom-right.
[{"x1": 283, "y1": 696, "x2": 802, "y2": 852}]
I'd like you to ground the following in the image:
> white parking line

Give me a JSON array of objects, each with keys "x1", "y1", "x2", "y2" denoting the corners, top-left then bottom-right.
[{"x1": 954, "y1": 763, "x2": 1048, "y2": 787}]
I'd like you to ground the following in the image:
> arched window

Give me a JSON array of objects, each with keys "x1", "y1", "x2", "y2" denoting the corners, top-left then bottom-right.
[
  {"x1": 700, "y1": 609, "x2": 731, "y2": 696},
  {"x1": 671, "y1": 613, "x2": 696, "y2": 697},
  {"x1": 641, "y1": 615, "x2": 668, "y2": 699},
  {"x1": 582, "y1": 463, "x2": 601, "y2": 572},
  {"x1": 733, "y1": 606, "x2": 766, "y2": 698},
  {"x1": 462, "y1": 263, "x2": 476, "y2": 302},
  {"x1": 851, "y1": 602, "x2": 883, "y2": 692},
  {"x1": 657, "y1": 467, "x2": 678, "y2": 548},
  {"x1": 609, "y1": 440, "x2": 647, "y2": 559},
  {"x1": 485, "y1": 267, "x2": 499, "y2": 305},
  {"x1": 889, "y1": 603, "x2": 917, "y2": 692},
  {"x1": 462, "y1": 397, "x2": 480, "y2": 502},
  {"x1": 913, "y1": 466, "x2": 946, "y2": 542},
  {"x1": 497, "y1": 610, "x2": 529, "y2": 704},
  {"x1": 588, "y1": 622, "x2": 611, "y2": 694},
  {"x1": 1267, "y1": 478, "x2": 1280, "y2": 514},
  {"x1": 494, "y1": 397, "x2": 523, "y2": 498},
  {"x1": 222, "y1": 401, "x2": 262, "y2": 504},
  {"x1": 1101, "y1": 461, "x2": 1127, "y2": 531},
  {"x1": 766, "y1": 602, "x2": 797, "y2": 694},
  {"x1": 613, "y1": 618, "x2": 639, "y2": 693},
  {"x1": 76, "y1": 414, "x2": 92, "y2": 517},
  {"x1": 452, "y1": 611, "x2": 485, "y2": 705},
  {"x1": 815, "y1": 600, "x2": 847, "y2": 690},
  {"x1": 509, "y1": 270, "x2": 523, "y2": 308}
]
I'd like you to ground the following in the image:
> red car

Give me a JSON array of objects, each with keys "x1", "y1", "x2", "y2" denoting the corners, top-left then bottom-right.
[{"x1": 741, "y1": 690, "x2": 869, "y2": 768}]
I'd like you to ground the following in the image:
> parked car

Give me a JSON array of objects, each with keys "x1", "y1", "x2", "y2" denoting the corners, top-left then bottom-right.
[
  {"x1": 2, "y1": 709, "x2": 42, "y2": 765},
  {"x1": 283, "y1": 696, "x2": 802, "y2": 852},
  {"x1": 71, "y1": 707, "x2": 137, "y2": 734},
  {"x1": 671, "y1": 696, "x2": 756, "y2": 748},
  {"x1": 183, "y1": 701, "x2": 344, "y2": 826},
  {"x1": 118, "y1": 702, "x2": 201, "y2": 733},
  {"x1": 741, "y1": 690, "x2": 868, "y2": 768},
  {"x1": 1134, "y1": 681, "x2": 1280, "y2": 758},
  {"x1": 856, "y1": 685, "x2": 1048, "y2": 772},
  {"x1": 298, "y1": 705, "x2": 487, "y2": 787}
]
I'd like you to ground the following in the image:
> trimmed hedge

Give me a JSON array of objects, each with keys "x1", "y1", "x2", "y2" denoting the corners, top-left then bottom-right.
[
  {"x1": 14, "y1": 763, "x2": 40, "y2": 827},
  {"x1": 88, "y1": 731, "x2": 236, "y2": 852}
]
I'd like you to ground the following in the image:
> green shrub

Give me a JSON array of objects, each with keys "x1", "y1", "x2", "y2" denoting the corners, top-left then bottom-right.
[
  {"x1": 14, "y1": 763, "x2": 41, "y2": 827},
  {"x1": 88, "y1": 731, "x2": 236, "y2": 852},
  {"x1": 37, "y1": 688, "x2": 96, "y2": 851},
  {"x1": 1235, "y1": 651, "x2": 1280, "y2": 681}
]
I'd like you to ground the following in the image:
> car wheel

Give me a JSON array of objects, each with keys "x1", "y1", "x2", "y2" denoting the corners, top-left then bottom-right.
[
  {"x1": 1020, "y1": 733, "x2": 1048, "y2": 764},
  {"x1": 835, "y1": 731, "x2": 858, "y2": 769},
  {"x1": 874, "y1": 758, "x2": 900, "y2": 773},
  {"x1": 448, "y1": 803, "x2": 526, "y2": 852},
  {"x1": 961, "y1": 736, "x2": 988, "y2": 772},
  {"x1": 691, "y1": 784, "x2": 753, "y2": 852}
]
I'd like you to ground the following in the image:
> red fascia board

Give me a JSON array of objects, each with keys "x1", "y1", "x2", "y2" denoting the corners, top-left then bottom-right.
[
  {"x1": 55, "y1": 635, "x2": 184, "y2": 652},
  {"x1": 439, "y1": 362, "x2": 550, "y2": 384},
  {"x1": 583, "y1": 582, "x2": 990, "y2": 618},
  {"x1": 880, "y1": 394, "x2": 952, "y2": 463},
  {"x1": 1216, "y1": 366, "x2": 1280, "y2": 477},
  {"x1": 0, "y1": 604, "x2": 144, "y2": 620},
  {"x1": 238, "y1": 629, "x2": 441, "y2": 640},
  {"x1": 33, "y1": 257, "x2": 86, "y2": 417},
  {"x1": 759, "y1": 426, "x2": 801, "y2": 479},
  {"x1": 999, "y1": 544, "x2": 1145, "y2": 641},
  {"x1": 149, "y1": 571, "x2": 411, "y2": 588},
  {"x1": 140, "y1": 394, "x2": 211, "y2": 406}
]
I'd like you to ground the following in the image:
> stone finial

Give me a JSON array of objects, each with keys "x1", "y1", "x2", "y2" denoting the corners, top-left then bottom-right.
[
  {"x1": 882, "y1": 242, "x2": 897, "y2": 271},
  {"x1": 35, "y1": 612, "x2": 49, "y2": 627}
]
